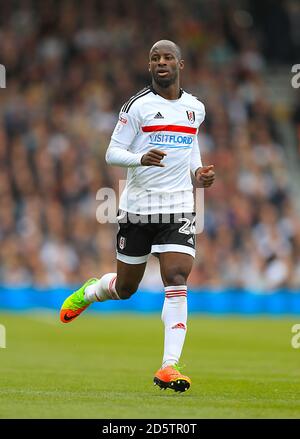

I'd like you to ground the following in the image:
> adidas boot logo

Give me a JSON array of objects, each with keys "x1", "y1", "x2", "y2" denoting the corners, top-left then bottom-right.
[
  {"x1": 154, "y1": 111, "x2": 164, "y2": 119},
  {"x1": 187, "y1": 237, "x2": 194, "y2": 245}
]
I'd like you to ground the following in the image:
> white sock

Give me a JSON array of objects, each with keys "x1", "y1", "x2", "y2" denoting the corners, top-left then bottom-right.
[
  {"x1": 84, "y1": 273, "x2": 120, "y2": 302},
  {"x1": 161, "y1": 285, "x2": 187, "y2": 368}
]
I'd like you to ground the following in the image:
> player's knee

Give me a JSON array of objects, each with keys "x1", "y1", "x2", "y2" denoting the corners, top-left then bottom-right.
[
  {"x1": 163, "y1": 270, "x2": 187, "y2": 286},
  {"x1": 116, "y1": 282, "x2": 138, "y2": 300}
]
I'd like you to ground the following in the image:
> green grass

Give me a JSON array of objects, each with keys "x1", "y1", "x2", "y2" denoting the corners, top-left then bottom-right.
[{"x1": 0, "y1": 312, "x2": 300, "y2": 418}]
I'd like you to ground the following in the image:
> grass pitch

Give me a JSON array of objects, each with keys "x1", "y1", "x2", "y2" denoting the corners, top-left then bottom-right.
[{"x1": 0, "y1": 312, "x2": 299, "y2": 419}]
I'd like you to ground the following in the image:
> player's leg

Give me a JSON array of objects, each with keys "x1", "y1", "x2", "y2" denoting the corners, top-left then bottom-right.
[
  {"x1": 60, "y1": 211, "x2": 151, "y2": 322},
  {"x1": 115, "y1": 260, "x2": 147, "y2": 299},
  {"x1": 153, "y1": 252, "x2": 193, "y2": 391},
  {"x1": 159, "y1": 251, "x2": 193, "y2": 287},
  {"x1": 59, "y1": 260, "x2": 146, "y2": 323},
  {"x1": 159, "y1": 251, "x2": 193, "y2": 367},
  {"x1": 83, "y1": 213, "x2": 151, "y2": 302},
  {"x1": 152, "y1": 213, "x2": 195, "y2": 391},
  {"x1": 84, "y1": 259, "x2": 147, "y2": 302}
]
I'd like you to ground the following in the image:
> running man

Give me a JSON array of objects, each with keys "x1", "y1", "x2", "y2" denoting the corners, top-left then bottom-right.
[{"x1": 60, "y1": 40, "x2": 215, "y2": 392}]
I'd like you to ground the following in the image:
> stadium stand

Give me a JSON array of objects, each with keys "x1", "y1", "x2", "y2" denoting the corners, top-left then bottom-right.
[{"x1": 0, "y1": 0, "x2": 299, "y2": 293}]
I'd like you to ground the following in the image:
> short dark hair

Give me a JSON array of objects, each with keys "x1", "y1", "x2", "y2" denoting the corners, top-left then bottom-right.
[{"x1": 149, "y1": 40, "x2": 182, "y2": 60}]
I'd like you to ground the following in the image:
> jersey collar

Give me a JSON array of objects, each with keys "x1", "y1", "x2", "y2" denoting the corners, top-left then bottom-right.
[{"x1": 149, "y1": 84, "x2": 183, "y2": 99}]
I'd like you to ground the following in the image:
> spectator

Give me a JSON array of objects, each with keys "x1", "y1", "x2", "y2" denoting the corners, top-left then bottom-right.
[{"x1": 0, "y1": 0, "x2": 299, "y2": 292}]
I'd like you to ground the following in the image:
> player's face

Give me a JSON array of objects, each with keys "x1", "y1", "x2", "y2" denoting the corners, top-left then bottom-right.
[{"x1": 149, "y1": 47, "x2": 184, "y2": 88}]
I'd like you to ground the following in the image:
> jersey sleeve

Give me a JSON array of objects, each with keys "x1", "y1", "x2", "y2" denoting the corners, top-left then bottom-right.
[
  {"x1": 190, "y1": 134, "x2": 202, "y2": 175},
  {"x1": 106, "y1": 106, "x2": 144, "y2": 167},
  {"x1": 190, "y1": 100, "x2": 205, "y2": 175},
  {"x1": 111, "y1": 107, "x2": 141, "y2": 146},
  {"x1": 198, "y1": 101, "x2": 206, "y2": 126}
]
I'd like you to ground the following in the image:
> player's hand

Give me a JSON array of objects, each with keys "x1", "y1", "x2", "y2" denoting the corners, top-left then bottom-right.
[
  {"x1": 141, "y1": 149, "x2": 167, "y2": 167},
  {"x1": 195, "y1": 165, "x2": 215, "y2": 188}
]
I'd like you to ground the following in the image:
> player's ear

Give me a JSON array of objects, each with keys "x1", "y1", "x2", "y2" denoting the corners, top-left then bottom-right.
[{"x1": 179, "y1": 59, "x2": 184, "y2": 70}]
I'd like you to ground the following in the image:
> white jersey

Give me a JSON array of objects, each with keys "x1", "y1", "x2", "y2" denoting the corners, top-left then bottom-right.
[{"x1": 106, "y1": 85, "x2": 205, "y2": 214}]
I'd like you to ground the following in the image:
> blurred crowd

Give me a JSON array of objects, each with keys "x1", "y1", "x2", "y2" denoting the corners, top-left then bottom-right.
[{"x1": 0, "y1": 0, "x2": 300, "y2": 292}]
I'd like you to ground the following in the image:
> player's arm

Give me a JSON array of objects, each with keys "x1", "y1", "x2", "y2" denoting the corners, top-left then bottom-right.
[
  {"x1": 106, "y1": 111, "x2": 144, "y2": 167},
  {"x1": 106, "y1": 139, "x2": 144, "y2": 167},
  {"x1": 106, "y1": 109, "x2": 166, "y2": 167},
  {"x1": 190, "y1": 135, "x2": 215, "y2": 188}
]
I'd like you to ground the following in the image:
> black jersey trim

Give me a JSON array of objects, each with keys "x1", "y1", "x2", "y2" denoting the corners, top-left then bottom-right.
[
  {"x1": 121, "y1": 87, "x2": 151, "y2": 113},
  {"x1": 149, "y1": 84, "x2": 184, "y2": 99},
  {"x1": 149, "y1": 85, "x2": 157, "y2": 95},
  {"x1": 125, "y1": 89, "x2": 151, "y2": 113}
]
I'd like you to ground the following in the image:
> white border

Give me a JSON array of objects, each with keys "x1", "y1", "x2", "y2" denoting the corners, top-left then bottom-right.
[
  {"x1": 116, "y1": 252, "x2": 150, "y2": 264},
  {"x1": 151, "y1": 244, "x2": 195, "y2": 258}
]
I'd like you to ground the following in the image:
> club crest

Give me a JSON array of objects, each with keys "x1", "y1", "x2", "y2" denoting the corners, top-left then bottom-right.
[
  {"x1": 186, "y1": 110, "x2": 195, "y2": 125},
  {"x1": 119, "y1": 236, "x2": 126, "y2": 250}
]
